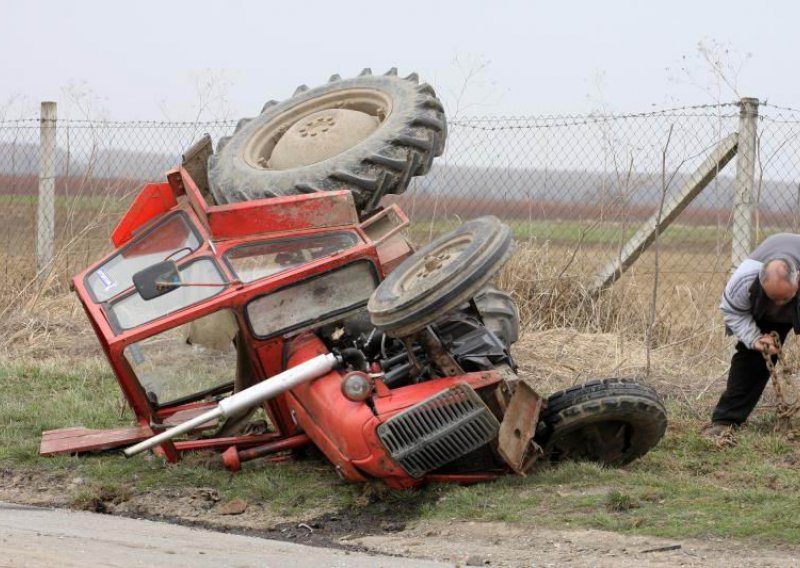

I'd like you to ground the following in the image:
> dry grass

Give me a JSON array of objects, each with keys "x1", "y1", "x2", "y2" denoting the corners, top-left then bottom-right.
[
  {"x1": 0, "y1": 177, "x2": 136, "y2": 307},
  {"x1": 0, "y1": 293, "x2": 101, "y2": 360},
  {"x1": 497, "y1": 239, "x2": 728, "y2": 341},
  {"x1": 4, "y1": 219, "x2": 800, "y2": 420}
]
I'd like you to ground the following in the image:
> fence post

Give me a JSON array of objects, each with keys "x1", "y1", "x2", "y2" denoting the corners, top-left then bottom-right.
[
  {"x1": 731, "y1": 97, "x2": 759, "y2": 268},
  {"x1": 37, "y1": 101, "x2": 57, "y2": 271}
]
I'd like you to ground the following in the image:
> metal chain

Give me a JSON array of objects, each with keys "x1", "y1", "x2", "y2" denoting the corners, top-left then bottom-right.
[{"x1": 761, "y1": 331, "x2": 800, "y2": 429}]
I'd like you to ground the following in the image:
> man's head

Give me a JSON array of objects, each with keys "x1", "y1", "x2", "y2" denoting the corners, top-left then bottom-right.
[{"x1": 759, "y1": 256, "x2": 800, "y2": 305}]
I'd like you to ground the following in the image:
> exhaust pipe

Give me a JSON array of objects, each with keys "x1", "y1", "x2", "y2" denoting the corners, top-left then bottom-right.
[{"x1": 123, "y1": 353, "x2": 340, "y2": 457}]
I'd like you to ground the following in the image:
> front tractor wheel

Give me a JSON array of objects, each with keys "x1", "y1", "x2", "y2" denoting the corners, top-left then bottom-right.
[
  {"x1": 368, "y1": 216, "x2": 513, "y2": 338},
  {"x1": 535, "y1": 379, "x2": 667, "y2": 466}
]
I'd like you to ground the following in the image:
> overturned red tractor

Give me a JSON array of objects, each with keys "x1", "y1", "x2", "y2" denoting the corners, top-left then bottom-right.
[{"x1": 42, "y1": 70, "x2": 667, "y2": 488}]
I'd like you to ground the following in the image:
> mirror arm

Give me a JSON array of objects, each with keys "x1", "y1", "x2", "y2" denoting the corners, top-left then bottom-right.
[{"x1": 155, "y1": 280, "x2": 224, "y2": 291}]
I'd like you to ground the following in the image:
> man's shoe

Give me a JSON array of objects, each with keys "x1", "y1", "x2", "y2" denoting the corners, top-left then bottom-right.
[{"x1": 702, "y1": 422, "x2": 737, "y2": 448}]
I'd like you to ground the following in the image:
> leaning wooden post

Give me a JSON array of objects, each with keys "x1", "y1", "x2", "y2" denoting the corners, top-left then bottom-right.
[
  {"x1": 37, "y1": 101, "x2": 57, "y2": 270},
  {"x1": 591, "y1": 133, "x2": 738, "y2": 292},
  {"x1": 731, "y1": 97, "x2": 759, "y2": 269}
]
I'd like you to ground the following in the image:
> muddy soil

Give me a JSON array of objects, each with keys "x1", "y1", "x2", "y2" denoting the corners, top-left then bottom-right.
[{"x1": 1, "y1": 467, "x2": 797, "y2": 567}]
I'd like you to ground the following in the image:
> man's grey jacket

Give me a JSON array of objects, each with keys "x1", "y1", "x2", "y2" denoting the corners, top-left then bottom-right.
[{"x1": 720, "y1": 233, "x2": 800, "y2": 348}]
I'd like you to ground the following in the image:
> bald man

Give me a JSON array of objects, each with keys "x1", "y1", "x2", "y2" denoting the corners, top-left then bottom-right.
[{"x1": 708, "y1": 233, "x2": 800, "y2": 441}]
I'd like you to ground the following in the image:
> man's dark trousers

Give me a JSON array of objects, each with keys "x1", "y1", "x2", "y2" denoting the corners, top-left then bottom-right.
[{"x1": 712, "y1": 321, "x2": 793, "y2": 425}]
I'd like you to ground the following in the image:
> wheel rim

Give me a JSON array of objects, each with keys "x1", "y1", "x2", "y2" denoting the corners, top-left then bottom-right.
[
  {"x1": 368, "y1": 216, "x2": 512, "y2": 337},
  {"x1": 394, "y1": 235, "x2": 473, "y2": 294},
  {"x1": 242, "y1": 88, "x2": 393, "y2": 171}
]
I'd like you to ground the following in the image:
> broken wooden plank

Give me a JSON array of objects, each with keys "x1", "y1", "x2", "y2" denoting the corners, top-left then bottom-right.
[{"x1": 39, "y1": 425, "x2": 154, "y2": 456}]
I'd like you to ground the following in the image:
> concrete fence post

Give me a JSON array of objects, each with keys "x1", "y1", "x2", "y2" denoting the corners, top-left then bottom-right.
[
  {"x1": 37, "y1": 101, "x2": 57, "y2": 270},
  {"x1": 731, "y1": 97, "x2": 759, "y2": 269}
]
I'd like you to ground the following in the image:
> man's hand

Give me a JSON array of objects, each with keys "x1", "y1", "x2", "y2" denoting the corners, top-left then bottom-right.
[{"x1": 753, "y1": 334, "x2": 779, "y2": 355}]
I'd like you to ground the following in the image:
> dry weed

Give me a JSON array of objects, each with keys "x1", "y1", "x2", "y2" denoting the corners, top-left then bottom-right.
[{"x1": 3, "y1": 227, "x2": 790, "y2": 419}]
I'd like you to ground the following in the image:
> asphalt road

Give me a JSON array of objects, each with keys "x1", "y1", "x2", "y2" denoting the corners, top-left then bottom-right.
[{"x1": 0, "y1": 502, "x2": 450, "y2": 568}]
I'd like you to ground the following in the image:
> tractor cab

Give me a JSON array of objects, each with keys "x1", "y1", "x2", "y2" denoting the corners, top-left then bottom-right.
[{"x1": 45, "y1": 165, "x2": 415, "y2": 466}]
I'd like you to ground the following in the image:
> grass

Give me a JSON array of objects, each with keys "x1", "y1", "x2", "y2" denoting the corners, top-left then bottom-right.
[
  {"x1": 407, "y1": 218, "x2": 729, "y2": 248},
  {"x1": 413, "y1": 413, "x2": 800, "y2": 543},
  {"x1": 407, "y1": 217, "x2": 794, "y2": 250},
  {"x1": 0, "y1": 358, "x2": 362, "y2": 516},
  {"x1": 3, "y1": 356, "x2": 800, "y2": 545},
  {"x1": 3, "y1": 206, "x2": 800, "y2": 546}
]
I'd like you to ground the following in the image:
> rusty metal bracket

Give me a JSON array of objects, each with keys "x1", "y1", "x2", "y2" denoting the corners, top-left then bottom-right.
[
  {"x1": 497, "y1": 381, "x2": 543, "y2": 474},
  {"x1": 181, "y1": 134, "x2": 214, "y2": 203},
  {"x1": 419, "y1": 326, "x2": 464, "y2": 377}
]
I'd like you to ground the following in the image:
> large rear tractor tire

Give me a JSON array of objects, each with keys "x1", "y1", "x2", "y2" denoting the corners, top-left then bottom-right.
[
  {"x1": 208, "y1": 68, "x2": 446, "y2": 216},
  {"x1": 535, "y1": 379, "x2": 667, "y2": 466}
]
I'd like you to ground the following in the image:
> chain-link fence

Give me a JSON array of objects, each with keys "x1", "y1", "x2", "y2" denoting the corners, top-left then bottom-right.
[
  {"x1": 3, "y1": 100, "x2": 800, "y2": 350},
  {"x1": 0, "y1": 117, "x2": 233, "y2": 297}
]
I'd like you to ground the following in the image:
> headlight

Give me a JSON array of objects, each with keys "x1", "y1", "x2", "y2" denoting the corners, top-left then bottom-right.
[{"x1": 341, "y1": 371, "x2": 372, "y2": 401}]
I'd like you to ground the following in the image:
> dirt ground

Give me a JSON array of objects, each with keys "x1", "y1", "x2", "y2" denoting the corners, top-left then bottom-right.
[
  {"x1": 354, "y1": 520, "x2": 800, "y2": 567},
  {"x1": 1, "y1": 464, "x2": 798, "y2": 567}
]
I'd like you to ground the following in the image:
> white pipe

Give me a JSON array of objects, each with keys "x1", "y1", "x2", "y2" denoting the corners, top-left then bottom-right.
[
  {"x1": 219, "y1": 353, "x2": 338, "y2": 415},
  {"x1": 124, "y1": 353, "x2": 339, "y2": 457},
  {"x1": 124, "y1": 407, "x2": 225, "y2": 457}
]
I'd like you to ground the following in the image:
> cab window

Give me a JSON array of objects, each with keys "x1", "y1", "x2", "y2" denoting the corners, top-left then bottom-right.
[
  {"x1": 86, "y1": 213, "x2": 200, "y2": 302},
  {"x1": 225, "y1": 232, "x2": 360, "y2": 283},
  {"x1": 124, "y1": 309, "x2": 238, "y2": 407},
  {"x1": 108, "y1": 258, "x2": 226, "y2": 331},
  {"x1": 246, "y1": 261, "x2": 377, "y2": 338}
]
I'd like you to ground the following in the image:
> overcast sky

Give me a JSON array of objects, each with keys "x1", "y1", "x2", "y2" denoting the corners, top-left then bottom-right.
[{"x1": 1, "y1": 0, "x2": 796, "y2": 121}]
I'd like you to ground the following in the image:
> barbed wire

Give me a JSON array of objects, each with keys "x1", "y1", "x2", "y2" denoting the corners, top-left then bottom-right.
[
  {"x1": 0, "y1": 118, "x2": 38, "y2": 125},
  {"x1": 2, "y1": 102, "x2": 797, "y2": 129},
  {"x1": 761, "y1": 102, "x2": 800, "y2": 114},
  {"x1": 451, "y1": 112, "x2": 741, "y2": 131},
  {"x1": 0, "y1": 118, "x2": 238, "y2": 128},
  {"x1": 454, "y1": 101, "x2": 740, "y2": 123},
  {"x1": 0, "y1": 102, "x2": 793, "y2": 132},
  {"x1": 0, "y1": 102, "x2": 743, "y2": 130}
]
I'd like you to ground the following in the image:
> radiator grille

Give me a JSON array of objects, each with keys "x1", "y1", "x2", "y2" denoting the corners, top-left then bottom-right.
[{"x1": 377, "y1": 383, "x2": 500, "y2": 478}]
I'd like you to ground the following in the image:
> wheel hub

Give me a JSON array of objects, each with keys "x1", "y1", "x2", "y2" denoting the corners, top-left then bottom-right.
[
  {"x1": 269, "y1": 108, "x2": 380, "y2": 170},
  {"x1": 402, "y1": 237, "x2": 470, "y2": 292}
]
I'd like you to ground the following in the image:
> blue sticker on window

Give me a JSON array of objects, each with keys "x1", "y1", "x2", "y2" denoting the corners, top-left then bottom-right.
[{"x1": 95, "y1": 268, "x2": 117, "y2": 292}]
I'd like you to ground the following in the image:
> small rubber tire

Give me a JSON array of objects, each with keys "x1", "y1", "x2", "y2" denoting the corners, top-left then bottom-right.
[
  {"x1": 207, "y1": 68, "x2": 446, "y2": 215},
  {"x1": 474, "y1": 286, "x2": 520, "y2": 347},
  {"x1": 368, "y1": 216, "x2": 513, "y2": 337},
  {"x1": 535, "y1": 378, "x2": 667, "y2": 466}
]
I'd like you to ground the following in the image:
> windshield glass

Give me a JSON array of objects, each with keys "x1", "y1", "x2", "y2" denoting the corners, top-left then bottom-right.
[
  {"x1": 87, "y1": 214, "x2": 200, "y2": 302},
  {"x1": 225, "y1": 232, "x2": 360, "y2": 283},
  {"x1": 124, "y1": 309, "x2": 238, "y2": 407},
  {"x1": 109, "y1": 258, "x2": 226, "y2": 330},
  {"x1": 247, "y1": 261, "x2": 376, "y2": 338}
]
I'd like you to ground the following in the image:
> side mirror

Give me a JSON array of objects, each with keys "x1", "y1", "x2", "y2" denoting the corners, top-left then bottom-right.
[{"x1": 133, "y1": 260, "x2": 181, "y2": 300}]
